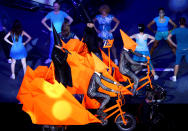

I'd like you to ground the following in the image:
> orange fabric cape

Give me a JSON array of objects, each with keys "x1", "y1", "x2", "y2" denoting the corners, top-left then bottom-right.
[
  {"x1": 17, "y1": 65, "x2": 101, "y2": 125},
  {"x1": 17, "y1": 38, "x2": 133, "y2": 125}
]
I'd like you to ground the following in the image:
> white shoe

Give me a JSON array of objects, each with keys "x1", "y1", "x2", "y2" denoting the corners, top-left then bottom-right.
[
  {"x1": 10, "y1": 74, "x2": 15, "y2": 80},
  {"x1": 114, "y1": 59, "x2": 118, "y2": 65},
  {"x1": 8, "y1": 59, "x2": 12, "y2": 63},
  {"x1": 170, "y1": 76, "x2": 176, "y2": 82},
  {"x1": 154, "y1": 75, "x2": 159, "y2": 80},
  {"x1": 45, "y1": 58, "x2": 52, "y2": 64}
]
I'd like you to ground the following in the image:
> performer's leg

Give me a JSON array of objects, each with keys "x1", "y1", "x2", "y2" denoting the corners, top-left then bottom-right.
[
  {"x1": 94, "y1": 92, "x2": 110, "y2": 116},
  {"x1": 49, "y1": 31, "x2": 54, "y2": 59},
  {"x1": 123, "y1": 71, "x2": 139, "y2": 96},
  {"x1": 111, "y1": 44, "x2": 118, "y2": 65},
  {"x1": 131, "y1": 64, "x2": 142, "y2": 75},
  {"x1": 150, "y1": 40, "x2": 159, "y2": 56},
  {"x1": 174, "y1": 65, "x2": 179, "y2": 77},
  {"x1": 166, "y1": 40, "x2": 176, "y2": 54},
  {"x1": 120, "y1": 69, "x2": 139, "y2": 95},
  {"x1": 170, "y1": 50, "x2": 182, "y2": 82},
  {"x1": 10, "y1": 59, "x2": 16, "y2": 79},
  {"x1": 21, "y1": 58, "x2": 27, "y2": 74},
  {"x1": 148, "y1": 61, "x2": 159, "y2": 80},
  {"x1": 127, "y1": 71, "x2": 139, "y2": 95},
  {"x1": 45, "y1": 31, "x2": 54, "y2": 64}
]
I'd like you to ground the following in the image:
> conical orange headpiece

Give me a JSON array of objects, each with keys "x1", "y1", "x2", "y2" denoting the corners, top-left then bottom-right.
[{"x1": 120, "y1": 29, "x2": 137, "y2": 52}]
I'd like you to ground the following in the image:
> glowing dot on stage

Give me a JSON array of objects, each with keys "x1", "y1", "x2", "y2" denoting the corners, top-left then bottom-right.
[{"x1": 52, "y1": 100, "x2": 72, "y2": 121}]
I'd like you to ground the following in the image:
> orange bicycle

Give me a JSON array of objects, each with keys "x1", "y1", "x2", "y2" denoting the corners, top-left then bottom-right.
[
  {"x1": 120, "y1": 56, "x2": 153, "y2": 93},
  {"x1": 95, "y1": 86, "x2": 136, "y2": 131}
]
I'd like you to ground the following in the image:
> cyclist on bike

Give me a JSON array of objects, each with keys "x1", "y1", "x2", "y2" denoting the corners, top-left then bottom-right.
[
  {"x1": 87, "y1": 71, "x2": 121, "y2": 117},
  {"x1": 119, "y1": 32, "x2": 147, "y2": 95}
]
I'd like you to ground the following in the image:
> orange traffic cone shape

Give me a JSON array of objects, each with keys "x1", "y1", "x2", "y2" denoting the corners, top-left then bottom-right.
[{"x1": 120, "y1": 29, "x2": 138, "y2": 52}]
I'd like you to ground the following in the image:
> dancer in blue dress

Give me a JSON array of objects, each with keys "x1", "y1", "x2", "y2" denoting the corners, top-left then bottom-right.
[
  {"x1": 130, "y1": 24, "x2": 159, "y2": 80},
  {"x1": 93, "y1": 4, "x2": 120, "y2": 65},
  {"x1": 4, "y1": 20, "x2": 32, "y2": 79}
]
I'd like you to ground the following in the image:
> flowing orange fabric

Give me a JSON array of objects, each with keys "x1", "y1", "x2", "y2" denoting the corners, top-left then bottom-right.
[
  {"x1": 67, "y1": 50, "x2": 132, "y2": 108},
  {"x1": 120, "y1": 29, "x2": 138, "y2": 52},
  {"x1": 66, "y1": 51, "x2": 95, "y2": 94},
  {"x1": 17, "y1": 37, "x2": 133, "y2": 122},
  {"x1": 113, "y1": 68, "x2": 126, "y2": 82},
  {"x1": 100, "y1": 49, "x2": 118, "y2": 69},
  {"x1": 66, "y1": 51, "x2": 132, "y2": 96},
  {"x1": 91, "y1": 52, "x2": 108, "y2": 73},
  {"x1": 100, "y1": 49, "x2": 124, "y2": 82},
  {"x1": 17, "y1": 66, "x2": 101, "y2": 125},
  {"x1": 81, "y1": 69, "x2": 132, "y2": 109},
  {"x1": 61, "y1": 39, "x2": 88, "y2": 55}
]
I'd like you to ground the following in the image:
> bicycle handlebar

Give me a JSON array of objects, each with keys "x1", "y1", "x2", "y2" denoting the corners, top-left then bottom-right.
[{"x1": 146, "y1": 56, "x2": 150, "y2": 60}]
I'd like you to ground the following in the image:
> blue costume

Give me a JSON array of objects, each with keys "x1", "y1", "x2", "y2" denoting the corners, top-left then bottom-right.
[
  {"x1": 45, "y1": 11, "x2": 68, "y2": 59},
  {"x1": 132, "y1": 34, "x2": 153, "y2": 71},
  {"x1": 171, "y1": 27, "x2": 188, "y2": 65},
  {"x1": 10, "y1": 34, "x2": 27, "y2": 60},
  {"x1": 154, "y1": 16, "x2": 170, "y2": 40},
  {"x1": 96, "y1": 14, "x2": 114, "y2": 40}
]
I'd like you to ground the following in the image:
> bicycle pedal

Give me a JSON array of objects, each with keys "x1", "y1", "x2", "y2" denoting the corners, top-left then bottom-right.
[{"x1": 101, "y1": 119, "x2": 108, "y2": 126}]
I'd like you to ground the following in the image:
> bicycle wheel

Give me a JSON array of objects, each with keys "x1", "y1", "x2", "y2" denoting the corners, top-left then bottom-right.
[{"x1": 115, "y1": 113, "x2": 136, "y2": 131}]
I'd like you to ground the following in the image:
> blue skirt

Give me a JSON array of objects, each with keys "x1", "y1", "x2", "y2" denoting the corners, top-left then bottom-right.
[
  {"x1": 10, "y1": 42, "x2": 27, "y2": 60},
  {"x1": 133, "y1": 51, "x2": 154, "y2": 71},
  {"x1": 133, "y1": 51, "x2": 150, "y2": 62}
]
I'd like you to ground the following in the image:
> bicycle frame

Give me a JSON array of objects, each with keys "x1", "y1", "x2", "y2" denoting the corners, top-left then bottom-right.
[
  {"x1": 101, "y1": 89, "x2": 128, "y2": 125},
  {"x1": 136, "y1": 56, "x2": 153, "y2": 91},
  {"x1": 122, "y1": 56, "x2": 153, "y2": 91}
]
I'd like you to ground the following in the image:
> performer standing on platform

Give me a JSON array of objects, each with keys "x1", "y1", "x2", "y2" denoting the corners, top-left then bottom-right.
[
  {"x1": 41, "y1": 0, "x2": 73, "y2": 64},
  {"x1": 130, "y1": 24, "x2": 159, "y2": 80},
  {"x1": 93, "y1": 4, "x2": 120, "y2": 65},
  {"x1": 168, "y1": 17, "x2": 188, "y2": 82},
  {"x1": 4, "y1": 20, "x2": 32, "y2": 79},
  {"x1": 147, "y1": 8, "x2": 177, "y2": 55}
]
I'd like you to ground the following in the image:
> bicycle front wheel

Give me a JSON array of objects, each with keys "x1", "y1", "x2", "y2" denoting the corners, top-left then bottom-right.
[{"x1": 115, "y1": 113, "x2": 136, "y2": 131}]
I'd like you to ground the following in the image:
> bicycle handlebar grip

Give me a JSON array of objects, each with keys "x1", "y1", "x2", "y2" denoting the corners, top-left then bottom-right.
[{"x1": 146, "y1": 56, "x2": 150, "y2": 60}]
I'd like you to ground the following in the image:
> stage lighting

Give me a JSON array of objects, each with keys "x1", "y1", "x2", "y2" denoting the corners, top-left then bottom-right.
[{"x1": 169, "y1": 0, "x2": 188, "y2": 12}]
